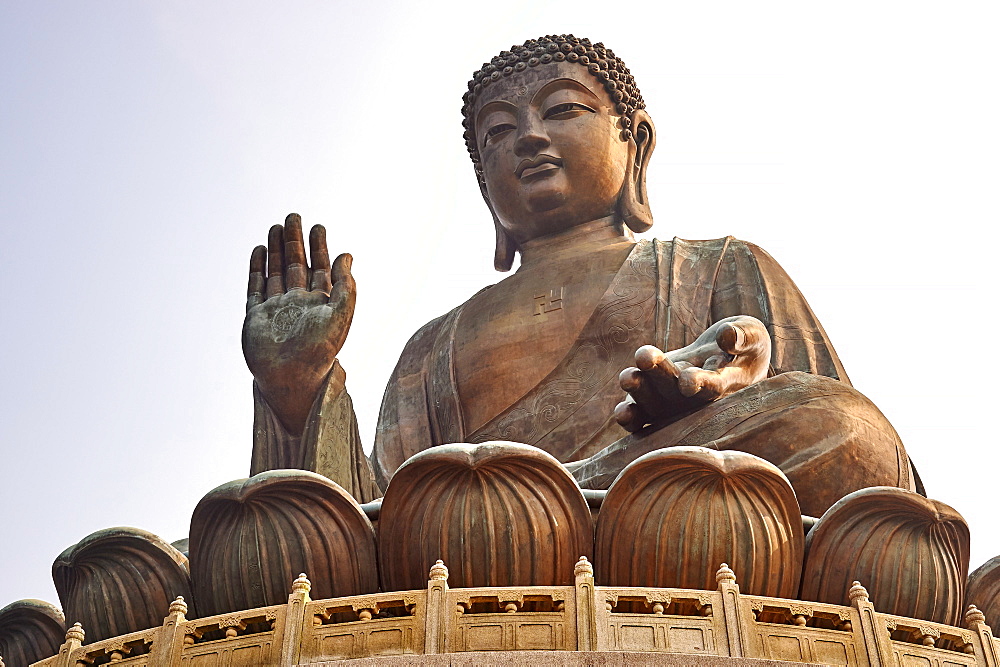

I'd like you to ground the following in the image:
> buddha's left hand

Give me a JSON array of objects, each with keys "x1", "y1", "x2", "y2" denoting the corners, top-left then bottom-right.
[{"x1": 614, "y1": 315, "x2": 771, "y2": 432}]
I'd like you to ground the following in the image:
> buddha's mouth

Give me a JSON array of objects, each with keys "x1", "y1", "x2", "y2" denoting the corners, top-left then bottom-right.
[{"x1": 516, "y1": 155, "x2": 563, "y2": 179}]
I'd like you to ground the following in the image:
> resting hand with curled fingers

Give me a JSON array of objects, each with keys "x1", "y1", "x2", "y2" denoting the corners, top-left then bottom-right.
[
  {"x1": 614, "y1": 315, "x2": 771, "y2": 433},
  {"x1": 242, "y1": 213, "x2": 356, "y2": 435}
]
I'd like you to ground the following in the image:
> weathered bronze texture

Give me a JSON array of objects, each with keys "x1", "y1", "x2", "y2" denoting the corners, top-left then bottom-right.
[
  {"x1": 0, "y1": 600, "x2": 64, "y2": 667},
  {"x1": 571, "y1": 371, "x2": 911, "y2": 518},
  {"x1": 243, "y1": 214, "x2": 380, "y2": 503},
  {"x1": 967, "y1": 556, "x2": 1000, "y2": 628},
  {"x1": 189, "y1": 469, "x2": 378, "y2": 617},
  {"x1": 3, "y1": 29, "x2": 994, "y2": 667},
  {"x1": 595, "y1": 447, "x2": 803, "y2": 597},
  {"x1": 240, "y1": 35, "x2": 915, "y2": 522},
  {"x1": 51, "y1": 527, "x2": 193, "y2": 643},
  {"x1": 801, "y1": 487, "x2": 969, "y2": 626},
  {"x1": 377, "y1": 442, "x2": 593, "y2": 592}
]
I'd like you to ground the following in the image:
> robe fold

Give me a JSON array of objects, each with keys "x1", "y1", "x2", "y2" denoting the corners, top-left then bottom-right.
[
  {"x1": 253, "y1": 236, "x2": 908, "y2": 515},
  {"x1": 370, "y1": 237, "x2": 902, "y2": 515},
  {"x1": 251, "y1": 361, "x2": 380, "y2": 503}
]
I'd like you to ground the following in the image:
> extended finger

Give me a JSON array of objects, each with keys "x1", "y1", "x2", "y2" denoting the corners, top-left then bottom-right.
[
  {"x1": 679, "y1": 366, "x2": 746, "y2": 400},
  {"x1": 619, "y1": 367, "x2": 662, "y2": 414},
  {"x1": 266, "y1": 224, "x2": 285, "y2": 298},
  {"x1": 309, "y1": 224, "x2": 332, "y2": 293},
  {"x1": 283, "y1": 213, "x2": 308, "y2": 290},
  {"x1": 614, "y1": 399, "x2": 650, "y2": 433},
  {"x1": 634, "y1": 345, "x2": 684, "y2": 399},
  {"x1": 329, "y1": 253, "x2": 356, "y2": 307},
  {"x1": 717, "y1": 318, "x2": 770, "y2": 357},
  {"x1": 247, "y1": 245, "x2": 267, "y2": 311}
]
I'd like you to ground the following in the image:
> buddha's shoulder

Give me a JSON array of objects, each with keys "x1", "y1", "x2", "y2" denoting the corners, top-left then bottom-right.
[
  {"x1": 653, "y1": 235, "x2": 768, "y2": 254},
  {"x1": 392, "y1": 284, "x2": 493, "y2": 374}
]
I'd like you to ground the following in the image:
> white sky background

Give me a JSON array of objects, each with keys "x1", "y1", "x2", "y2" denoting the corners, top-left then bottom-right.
[{"x1": 1, "y1": 1, "x2": 998, "y2": 608}]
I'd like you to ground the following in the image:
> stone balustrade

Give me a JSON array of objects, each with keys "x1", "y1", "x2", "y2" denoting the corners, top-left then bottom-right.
[{"x1": 22, "y1": 560, "x2": 1000, "y2": 666}]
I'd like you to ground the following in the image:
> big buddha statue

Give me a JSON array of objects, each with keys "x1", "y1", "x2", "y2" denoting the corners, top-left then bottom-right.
[
  {"x1": 242, "y1": 34, "x2": 916, "y2": 519},
  {"x1": 8, "y1": 36, "x2": 989, "y2": 667}
]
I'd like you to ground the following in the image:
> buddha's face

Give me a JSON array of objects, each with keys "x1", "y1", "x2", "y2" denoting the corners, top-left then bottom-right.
[{"x1": 474, "y1": 62, "x2": 630, "y2": 245}]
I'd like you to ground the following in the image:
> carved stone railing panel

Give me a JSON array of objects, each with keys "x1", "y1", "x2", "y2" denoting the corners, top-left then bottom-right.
[
  {"x1": 0, "y1": 599, "x2": 64, "y2": 667},
  {"x1": 52, "y1": 527, "x2": 192, "y2": 644},
  {"x1": 189, "y1": 470, "x2": 378, "y2": 617},
  {"x1": 446, "y1": 585, "x2": 575, "y2": 653},
  {"x1": 603, "y1": 589, "x2": 718, "y2": 656},
  {"x1": 21, "y1": 559, "x2": 1000, "y2": 666},
  {"x1": 595, "y1": 447, "x2": 804, "y2": 599},
  {"x1": 879, "y1": 611, "x2": 977, "y2": 659},
  {"x1": 179, "y1": 604, "x2": 286, "y2": 665},
  {"x1": 377, "y1": 442, "x2": 593, "y2": 591},
  {"x1": 743, "y1": 594, "x2": 861, "y2": 665},
  {"x1": 801, "y1": 487, "x2": 970, "y2": 626},
  {"x1": 302, "y1": 591, "x2": 426, "y2": 663},
  {"x1": 69, "y1": 627, "x2": 157, "y2": 666}
]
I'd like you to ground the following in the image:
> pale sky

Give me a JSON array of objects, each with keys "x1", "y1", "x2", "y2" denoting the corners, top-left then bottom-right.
[{"x1": 1, "y1": 1, "x2": 998, "y2": 610}]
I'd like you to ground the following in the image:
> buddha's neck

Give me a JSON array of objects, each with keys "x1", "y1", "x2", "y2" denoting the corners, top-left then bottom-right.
[{"x1": 517, "y1": 216, "x2": 633, "y2": 270}]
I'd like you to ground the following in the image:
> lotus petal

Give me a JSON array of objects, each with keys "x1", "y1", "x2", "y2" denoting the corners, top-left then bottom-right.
[
  {"x1": 595, "y1": 446, "x2": 803, "y2": 597},
  {"x1": 378, "y1": 442, "x2": 593, "y2": 591},
  {"x1": 0, "y1": 599, "x2": 64, "y2": 667},
  {"x1": 189, "y1": 469, "x2": 377, "y2": 617},
  {"x1": 801, "y1": 487, "x2": 969, "y2": 626},
  {"x1": 967, "y1": 556, "x2": 1000, "y2": 628},
  {"x1": 52, "y1": 527, "x2": 191, "y2": 643}
]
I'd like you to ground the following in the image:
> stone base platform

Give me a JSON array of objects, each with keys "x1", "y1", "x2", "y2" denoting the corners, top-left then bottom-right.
[
  {"x1": 323, "y1": 651, "x2": 810, "y2": 666},
  {"x1": 28, "y1": 563, "x2": 1000, "y2": 666}
]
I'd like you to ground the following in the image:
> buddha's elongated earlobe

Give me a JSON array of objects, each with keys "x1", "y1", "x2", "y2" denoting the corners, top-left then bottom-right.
[
  {"x1": 480, "y1": 184, "x2": 516, "y2": 271},
  {"x1": 493, "y1": 217, "x2": 516, "y2": 271},
  {"x1": 618, "y1": 110, "x2": 656, "y2": 234}
]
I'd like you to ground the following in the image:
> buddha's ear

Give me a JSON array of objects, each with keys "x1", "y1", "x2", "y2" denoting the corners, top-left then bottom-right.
[
  {"x1": 480, "y1": 182, "x2": 517, "y2": 272},
  {"x1": 618, "y1": 110, "x2": 656, "y2": 234}
]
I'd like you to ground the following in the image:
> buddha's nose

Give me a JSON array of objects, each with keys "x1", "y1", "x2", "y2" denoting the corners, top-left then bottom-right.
[{"x1": 513, "y1": 116, "x2": 550, "y2": 157}]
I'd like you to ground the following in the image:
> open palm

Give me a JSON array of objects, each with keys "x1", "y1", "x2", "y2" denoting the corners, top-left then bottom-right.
[{"x1": 242, "y1": 214, "x2": 355, "y2": 435}]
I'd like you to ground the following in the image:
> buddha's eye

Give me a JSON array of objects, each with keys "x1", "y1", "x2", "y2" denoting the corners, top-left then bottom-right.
[
  {"x1": 543, "y1": 102, "x2": 595, "y2": 120},
  {"x1": 483, "y1": 123, "x2": 515, "y2": 145}
]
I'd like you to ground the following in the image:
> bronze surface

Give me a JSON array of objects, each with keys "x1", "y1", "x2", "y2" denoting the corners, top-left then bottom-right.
[
  {"x1": 377, "y1": 442, "x2": 593, "y2": 591},
  {"x1": 801, "y1": 486, "x2": 969, "y2": 626},
  {"x1": 189, "y1": 469, "x2": 378, "y2": 617},
  {"x1": 967, "y1": 556, "x2": 1000, "y2": 629},
  {"x1": 51, "y1": 527, "x2": 192, "y2": 644},
  {"x1": 595, "y1": 447, "x2": 803, "y2": 597},
  {"x1": 0, "y1": 600, "x2": 64, "y2": 667}
]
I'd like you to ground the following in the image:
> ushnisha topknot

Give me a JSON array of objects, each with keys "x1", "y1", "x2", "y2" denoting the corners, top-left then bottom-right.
[{"x1": 462, "y1": 34, "x2": 646, "y2": 188}]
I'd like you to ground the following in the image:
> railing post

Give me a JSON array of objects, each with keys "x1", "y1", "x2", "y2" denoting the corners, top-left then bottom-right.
[
  {"x1": 279, "y1": 573, "x2": 312, "y2": 666},
  {"x1": 424, "y1": 560, "x2": 449, "y2": 654},
  {"x1": 716, "y1": 563, "x2": 750, "y2": 657},
  {"x1": 965, "y1": 604, "x2": 1000, "y2": 666},
  {"x1": 154, "y1": 596, "x2": 190, "y2": 666},
  {"x1": 573, "y1": 556, "x2": 600, "y2": 651},
  {"x1": 51, "y1": 622, "x2": 85, "y2": 667},
  {"x1": 849, "y1": 581, "x2": 892, "y2": 667}
]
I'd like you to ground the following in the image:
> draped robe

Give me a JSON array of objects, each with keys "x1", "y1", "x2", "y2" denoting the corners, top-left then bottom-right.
[
  {"x1": 251, "y1": 237, "x2": 912, "y2": 516},
  {"x1": 370, "y1": 238, "x2": 912, "y2": 517}
]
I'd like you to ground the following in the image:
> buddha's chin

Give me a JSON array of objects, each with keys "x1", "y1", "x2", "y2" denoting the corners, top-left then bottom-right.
[{"x1": 523, "y1": 185, "x2": 567, "y2": 214}]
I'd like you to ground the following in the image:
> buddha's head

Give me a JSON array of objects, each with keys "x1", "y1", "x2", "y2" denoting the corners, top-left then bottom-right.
[{"x1": 462, "y1": 35, "x2": 656, "y2": 270}]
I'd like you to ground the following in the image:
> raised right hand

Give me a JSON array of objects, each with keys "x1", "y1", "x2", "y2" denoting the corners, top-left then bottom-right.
[{"x1": 242, "y1": 213, "x2": 355, "y2": 435}]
